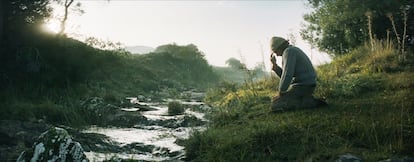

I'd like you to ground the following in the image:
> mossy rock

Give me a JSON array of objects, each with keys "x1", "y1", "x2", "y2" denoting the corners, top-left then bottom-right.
[{"x1": 16, "y1": 127, "x2": 88, "y2": 162}]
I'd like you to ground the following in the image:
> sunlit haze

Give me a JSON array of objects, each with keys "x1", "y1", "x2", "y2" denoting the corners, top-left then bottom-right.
[{"x1": 47, "y1": 0, "x2": 331, "y2": 69}]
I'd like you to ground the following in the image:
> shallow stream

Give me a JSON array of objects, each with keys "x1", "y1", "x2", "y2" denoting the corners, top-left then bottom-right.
[{"x1": 83, "y1": 97, "x2": 208, "y2": 161}]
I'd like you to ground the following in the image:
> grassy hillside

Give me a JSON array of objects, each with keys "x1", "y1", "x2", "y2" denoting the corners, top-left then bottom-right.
[
  {"x1": 184, "y1": 41, "x2": 414, "y2": 161},
  {"x1": 0, "y1": 33, "x2": 219, "y2": 127}
]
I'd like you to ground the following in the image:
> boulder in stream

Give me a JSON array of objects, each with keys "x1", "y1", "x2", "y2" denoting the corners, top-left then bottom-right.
[{"x1": 16, "y1": 127, "x2": 89, "y2": 162}]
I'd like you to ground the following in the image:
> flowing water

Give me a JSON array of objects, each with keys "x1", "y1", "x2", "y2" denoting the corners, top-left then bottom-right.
[{"x1": 83, "y1": 97, "x2": 209, "y2": 161}]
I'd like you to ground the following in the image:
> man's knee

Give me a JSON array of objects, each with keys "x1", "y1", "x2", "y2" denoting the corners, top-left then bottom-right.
[
  {"x1": 272, "y1": 95, "x2": 325, "y2": 111},
  {"x1": 287, "y1": 84, "x2": 315, "y2": 97},
  {"x1": 271, "y1": 94, "x2": 302, "y2": 111}
]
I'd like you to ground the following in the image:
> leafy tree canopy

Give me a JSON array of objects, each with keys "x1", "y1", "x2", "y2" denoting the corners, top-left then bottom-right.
[
  {"x1": 301, "y1": 0, "x2": 414, "y2": 56},
  {"x1": 225, "y1": 57, "x2": 244, "y2": 69},
  {"x1": 148, "y1": 44, "x2": 218, "y2": 88}
]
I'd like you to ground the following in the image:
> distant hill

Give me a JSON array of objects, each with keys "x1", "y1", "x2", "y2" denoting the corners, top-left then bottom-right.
[{"x1": 125, "y1": 45, "x2": 155, "y2": 54}]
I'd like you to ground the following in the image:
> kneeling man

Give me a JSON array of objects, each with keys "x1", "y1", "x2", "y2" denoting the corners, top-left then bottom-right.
[{"x1": 270, "y1": 36, "x2": 326, "y2": 111}]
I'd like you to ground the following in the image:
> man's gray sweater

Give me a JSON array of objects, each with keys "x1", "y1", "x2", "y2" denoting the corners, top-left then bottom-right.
[{"x1": 272, "y1": 45, "x2": 317, "y2": 92}]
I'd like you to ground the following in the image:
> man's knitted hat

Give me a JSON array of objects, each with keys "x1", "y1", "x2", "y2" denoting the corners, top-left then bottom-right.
[{"x1": 271, "y1": 36, "x2": 288, "y2": 49}]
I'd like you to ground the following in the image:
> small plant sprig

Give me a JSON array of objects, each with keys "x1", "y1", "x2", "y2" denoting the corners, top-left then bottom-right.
[{"x1": 237, "y1": 50, "x2": 258, "y2": 97}]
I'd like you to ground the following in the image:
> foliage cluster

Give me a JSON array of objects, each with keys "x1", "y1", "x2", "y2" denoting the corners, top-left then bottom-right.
[
  {"x1": 137, "y1": 44, "x2": 219, "y2": 90},
  {"x1": 301, "y1": 0, "x2": 413, "y2": 55},
  {"x1": 185, "y1": 40, "x2": 414, "y2": 161}
]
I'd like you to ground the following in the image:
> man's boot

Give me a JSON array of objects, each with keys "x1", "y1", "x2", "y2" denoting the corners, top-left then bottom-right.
[{"x1": 301, "y1": 96, "x2": 328, "y2": 109}]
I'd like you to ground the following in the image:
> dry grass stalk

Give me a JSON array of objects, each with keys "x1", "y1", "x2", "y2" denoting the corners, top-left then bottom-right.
[
  {"x1": 365, "y1": 11, "x2": 375, "y2": 51},
  {"x1": 386, "y1": 13, "x2": 402, "y2": 54},
  {"x1": 401, "y1": 9, "x2": 408, "y2": 60}
]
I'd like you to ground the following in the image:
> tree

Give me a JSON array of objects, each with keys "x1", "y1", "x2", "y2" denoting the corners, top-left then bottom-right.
[
  {"x1": 0, "y1": 0, "x2": 53, "y2": 86},
  {"x1": 301, "y1": 0, "x2": 414, "y2": 56},
  {"x1": 1, "y1": 0, "x2": 52, "y2": 56},
  {"x1": 225, "y1": 58, "x2": 244, "y2": 69},
  {"x1": 59, "y1": 0, "x2": 74, "y2": 35},
  {"x1": 53, "y1": 0, "x2": 84, "y2": 36},
  {"x1": 0, "y1": 1, "x2": 4, "y2": 47},
  {"x1": 1, "y1": 0, "x2": 51, "y2": 42},
  {"x1": 152, "y1": 43, "x2": 217, "y2": 86}
]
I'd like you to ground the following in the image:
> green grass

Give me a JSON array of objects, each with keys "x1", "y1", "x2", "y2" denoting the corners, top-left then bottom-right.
[
  {"x1": 186, "y1": 97, "x2": 413, "y2": 161},
  {"x1": 184, "y1": 41, "x2": 414, "y2": 161}
]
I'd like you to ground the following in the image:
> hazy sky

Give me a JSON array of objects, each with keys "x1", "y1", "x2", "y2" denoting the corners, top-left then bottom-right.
[{"x1": 46, "y1": 0, "x2": 331, "y2": 68}]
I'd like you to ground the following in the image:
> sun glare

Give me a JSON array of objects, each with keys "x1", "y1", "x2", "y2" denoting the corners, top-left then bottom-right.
[{"x1": 44, "y1": 21, "x2": 60, "y2": 33}]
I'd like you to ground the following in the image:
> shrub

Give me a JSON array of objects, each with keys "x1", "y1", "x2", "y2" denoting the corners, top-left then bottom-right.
[{"x1": 167, "y1": 101, "x2": 185, "y2": 115}]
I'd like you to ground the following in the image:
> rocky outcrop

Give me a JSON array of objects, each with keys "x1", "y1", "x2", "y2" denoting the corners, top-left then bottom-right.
[
  {"x1": 0, "y1": 120, "x2": 50, "y2": 161},
  {"x1": 147, "y1": 115, "x2": 206, "y2": 129},
  {"x1": 16, "y1": 127, "x2": 88, "y2": 162},
  {"x1": 180, "y1": 90, "x2": 205, "y2": 101},
  {"x1": 80, "y1": 97, "x2": 149, "y2": 127}
]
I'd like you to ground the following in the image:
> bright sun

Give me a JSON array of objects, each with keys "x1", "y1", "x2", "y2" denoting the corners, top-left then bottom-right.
[{"x1": 44, "y1": 20, "x2": 61, "y2": 33}]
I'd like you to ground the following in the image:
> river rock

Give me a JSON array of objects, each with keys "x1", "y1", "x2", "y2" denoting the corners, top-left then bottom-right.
[
  {"x1": 16, "y1": 127, "x2": 89, "y2": 162},
  {"x1": 335, "y1": 154, "x2": 362, "y2": 162},
  {"x1": 378, "y1": 157, "x2": 414, "y2": 162},
  {"x1": 181, "y1": 90, "x2": 205, "y2": 101},
  {"x1": 137, "y1": 95, "x2": 146, "y2": 101},
  {"x1": 150, "y1": 115, "x2": 206, "y2": 129},
  {"x1": 81, "y1": 97, "x2": 149, "y2": 127}
]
